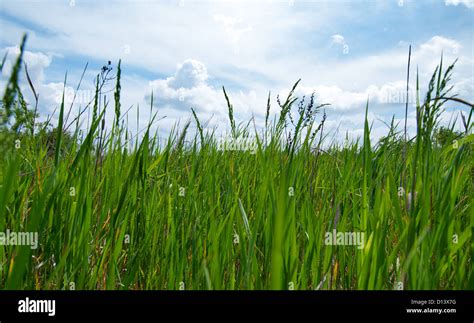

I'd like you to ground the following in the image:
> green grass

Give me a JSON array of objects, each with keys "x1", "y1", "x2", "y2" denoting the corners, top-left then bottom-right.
[{"x1": 0, "y1": 36, "x2": 472, "y2": 290}]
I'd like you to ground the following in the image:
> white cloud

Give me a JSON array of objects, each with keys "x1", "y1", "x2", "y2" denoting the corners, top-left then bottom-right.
[
  {"x1": 148, "y1": 59, "x2": 219, "y2": 113},
  {"x1": 1, "y1": 47, "x2": 59, "y2": 116},
  {"x1": 167, "y1": 59, "x2": 209, "y2": 89},
  {"x1": 445, "y1": 0, "x2": 474, "y2": 9},
  {"x1": 1, "y1": 46, "x2": 51, "y2": 83},
  {"x1": 417, "y1": 36, "x2": 461, "y2": 57},
  {"x1": 452, "y1": 76, "x2": 474, "y2": 98},
  {"x1": 147, "y1": 59, "x2": 264, "y2": 135},
  {"x1": 0, "y1": 46, "x2": 103, "y2": 129}
]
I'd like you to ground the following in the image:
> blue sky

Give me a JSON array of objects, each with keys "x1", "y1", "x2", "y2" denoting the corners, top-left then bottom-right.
[{"x1": 0, "y1": 0, "x2": 473, "y2": 142}]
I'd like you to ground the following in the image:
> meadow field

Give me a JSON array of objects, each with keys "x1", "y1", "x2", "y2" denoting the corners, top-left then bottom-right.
[{"x1": 0, "y1": 36, "x2": 472, "y2": 290}]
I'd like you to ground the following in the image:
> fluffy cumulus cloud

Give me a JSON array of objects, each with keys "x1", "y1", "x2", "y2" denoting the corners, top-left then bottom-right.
[
  {"x1": 416, "y1": 36, "x2": 461, "y2": 59},
  {"x1": 1, "y1": 47, "x2": 56, "y2": 112},
  {"x1": 1, "y1": 46, "x2": 51, "y2": 83},
  {"x1": 147, "y1": 59, "x2": 264, "y2": 133},
  {"x1": 445, "y1": 0, "x2": 474, "y2": 8},
  {"x1": 148, "y1": 59, "x2": 219, "y2": 114},
  {"x1": 168, "y1": 60, "x2": 209, "y2": 89},
  {"x1": 0, "y1": 46, "x2": 97, "y2": 125}
]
